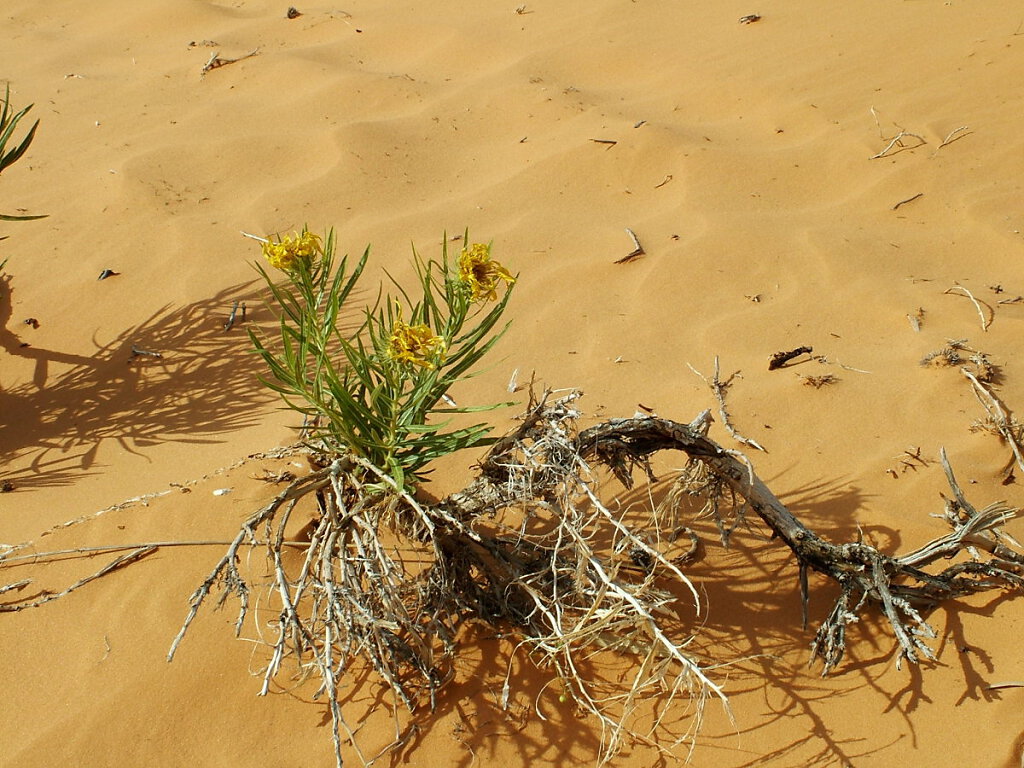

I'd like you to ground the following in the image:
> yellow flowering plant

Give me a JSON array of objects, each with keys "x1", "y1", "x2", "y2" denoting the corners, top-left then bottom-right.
[
  {"x1": 250, "y1": 229, "x2": 516, "y2": 490},
  {"x1": 261, "y1": 230, "x2": 323, "y2": 272},
  {"x1": 386, "y1": 314, "x2": 446, "y2": 369},
  {"x1": 458, "y1": 241, "x2": 515, "y2": 302}
]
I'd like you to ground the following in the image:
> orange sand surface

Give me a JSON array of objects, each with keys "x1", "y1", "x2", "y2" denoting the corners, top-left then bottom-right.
[{"x1": 4, "y1": 1, "x2": 1024, "y2": 765}]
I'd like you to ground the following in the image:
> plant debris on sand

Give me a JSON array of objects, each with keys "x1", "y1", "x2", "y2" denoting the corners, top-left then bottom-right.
[
  {"x1": 6, "y1": 226, "x2": 1024, "y2": 767},
  {"x1": 168, "y1": 391, "x2": 1024, "y2": 767}
]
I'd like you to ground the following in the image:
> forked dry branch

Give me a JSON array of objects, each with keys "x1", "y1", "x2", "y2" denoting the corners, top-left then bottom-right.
[{"x1": 164, "y1": 391, "x2": 1024, "y2": 768}]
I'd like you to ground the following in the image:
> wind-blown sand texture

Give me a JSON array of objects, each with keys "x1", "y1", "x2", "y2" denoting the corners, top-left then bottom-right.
[{"x1": 4, "y1": 1, "x2": 1024, "y2": 765}]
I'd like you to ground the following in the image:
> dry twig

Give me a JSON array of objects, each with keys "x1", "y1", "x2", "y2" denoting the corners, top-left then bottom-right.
[
  {"x1": 945, "y1": 285, "x2": 993, "y2": 331},
  {"x1": 869, "y1": 108, "x2": 927, "y2": 159},
  {"x1": 768, "y1": 345, "x2": 813, "y2": 370},
  {"x1": 201, "y1": 48, "x2": 260, "y2": 77},
  {"x1": 688, "y1": 358, "x2": 766, "y2": 452},
  {"x1": 615, "y1": 228, "x2": 645, "y2": 263},
  {"x1": 937, "y1": 125, "x2": 971, "y2": 150},
  {"x1": 892, "y1": 193, "x2": 923, "y2": 211},
  {"x1": 964, "y1": 368, "x2": 1024, "y2": 479},
  {"x1": 871, "y1": 130, "x2": 927, "y2": 159}
]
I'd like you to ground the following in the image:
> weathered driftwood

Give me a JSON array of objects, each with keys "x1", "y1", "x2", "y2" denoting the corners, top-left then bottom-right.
[{"x1": 159, "y1": 391, "x2": 1023, "y2": 767}]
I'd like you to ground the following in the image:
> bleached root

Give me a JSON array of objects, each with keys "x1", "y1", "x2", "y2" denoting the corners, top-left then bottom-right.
[
  {"x1": 7, "y1": 391, "x2": 1022, "y2": 765},
  {"x1": 153, "y1": 390, "x2": 1024, "y2": 765}
]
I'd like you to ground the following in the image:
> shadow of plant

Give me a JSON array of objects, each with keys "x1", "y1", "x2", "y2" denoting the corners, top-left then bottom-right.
[
  {"x1": 0, "y1": 274, "x2": 274, "y2": 490},
  {"x1": 602, "y1": 464, "x2": 894, "y2": 767},
  {"x1": 295, "y1": 623, "x2": 611, "y2": 768}
]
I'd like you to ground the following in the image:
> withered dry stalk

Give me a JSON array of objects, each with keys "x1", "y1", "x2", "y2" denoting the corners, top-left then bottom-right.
[
  {"x1": 688, "y1": 357, "x2": 767, "y2": 452},
  {"x1": 200, "y1": 48, "x2": 260, "y2": 77},
  {"x1": 0, "y1": 546, "x2": 157, "y2": 610},
  {"x1": 945, "y1": 285, "x2": 993, "y2": 332},
  {"x1": 964, "y1": 367, "x2": 1024, "y2": 480},
  {"x1": 159, "y1": 391, "x2": 1024, "y2": 768}
]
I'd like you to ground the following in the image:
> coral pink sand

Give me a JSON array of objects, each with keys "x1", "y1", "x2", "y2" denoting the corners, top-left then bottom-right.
[{"x1": 4, "y1": 1, "x2": 1024, "y2": 765}]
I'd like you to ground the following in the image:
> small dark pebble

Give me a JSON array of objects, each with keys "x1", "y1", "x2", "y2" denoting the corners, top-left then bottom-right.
[
  {"x1": 0, "y1": 480, "x2": 15, "y2": 493},
  {"x1": 23, "y1": 318, "x2": 39, "y2": 328},
  {"x1": 286, "y1": 6, "x2": 301, "y2": 18},
  {"x1": 98, "y1": 269, "x2": 120, "y2": 280},
  {"x1": 739, "y1": 14, "x2": 761, "y2": 24}
]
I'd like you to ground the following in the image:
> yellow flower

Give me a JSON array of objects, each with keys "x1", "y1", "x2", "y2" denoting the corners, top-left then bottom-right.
[
  {"x1": 458, "y1": 242, "x2": 515, "y2": 302},
  {"x1": 387, "y1": 320, "x2": 446, "y2": 369},
  {"x1": 262, "y1": 230, "x2": 323, "y2": 272}
]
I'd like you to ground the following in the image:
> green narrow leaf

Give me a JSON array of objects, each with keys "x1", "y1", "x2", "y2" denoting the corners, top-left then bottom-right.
[{"x1": 0, "y1": 117, "x2": 38, "y2": 173}]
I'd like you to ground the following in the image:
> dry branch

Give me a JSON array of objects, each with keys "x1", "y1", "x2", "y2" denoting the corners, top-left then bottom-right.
[
  {"x1": 200, "y1": 48, "x2": 260, "y2": 77},
  {"x1": 1, "y1": 547, "x2": 156, "y2": 612},
  {"x1": 7, "y1": 392, "x2": 1019, "y2": 766},
  {"x1": 575, "y1": 409, "x2": 1024, "y2": 672},
  {"x1": 869, "y1": 108, "x2": 927, "y2": 158},
  {"x1": 871, "y1": 130, "x2": 927, "y2": 159},
  {"x1": 768, "y1": 345, "x2": 813, "y2": 370},
  {"x1": 158, "y1": 392, "x2": 1024, "y2": 767},
  {"x1": 964, "y1": 368, "x2": 1024, "y2": 478},
  {"x1": 688, "y1": 357, "x2": 767, "y2": 452},
  {"x1": 945, "y1": 285, "x2": 993, "y2": 331},
  {"x1": 615, "y1": 227, "x2": 645, "y2": 263},
  {"x1": 937, "y1": 125, "x2": 971, "y2": 150},
  {"x1": 892, "y1": 192, "x2": 923, "y2": 210}
]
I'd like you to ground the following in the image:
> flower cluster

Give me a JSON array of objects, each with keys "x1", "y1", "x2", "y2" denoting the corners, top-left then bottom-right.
[
  {"x1": 458, "y1": 242, "x2": 515, "y2": 302},
  {"x1": 387, "y1": 320, "x2": 447, "y2": 369},
  {"x1": 262, "y1": 230, "x2": 323, "y2": 272}
]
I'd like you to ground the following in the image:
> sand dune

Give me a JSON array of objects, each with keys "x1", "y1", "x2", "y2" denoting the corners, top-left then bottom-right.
[{"x1": 4, "y1": 0, "x2": 1024, "y2": 765}]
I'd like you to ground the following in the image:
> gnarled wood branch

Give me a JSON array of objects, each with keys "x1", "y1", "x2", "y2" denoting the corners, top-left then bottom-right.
[
  {"x1": 572, "y1": 410, "x2": 1024, "y2": 672},
  {"x1": 15, "y1": 391, "x2": 1017, "y2": 767}
]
